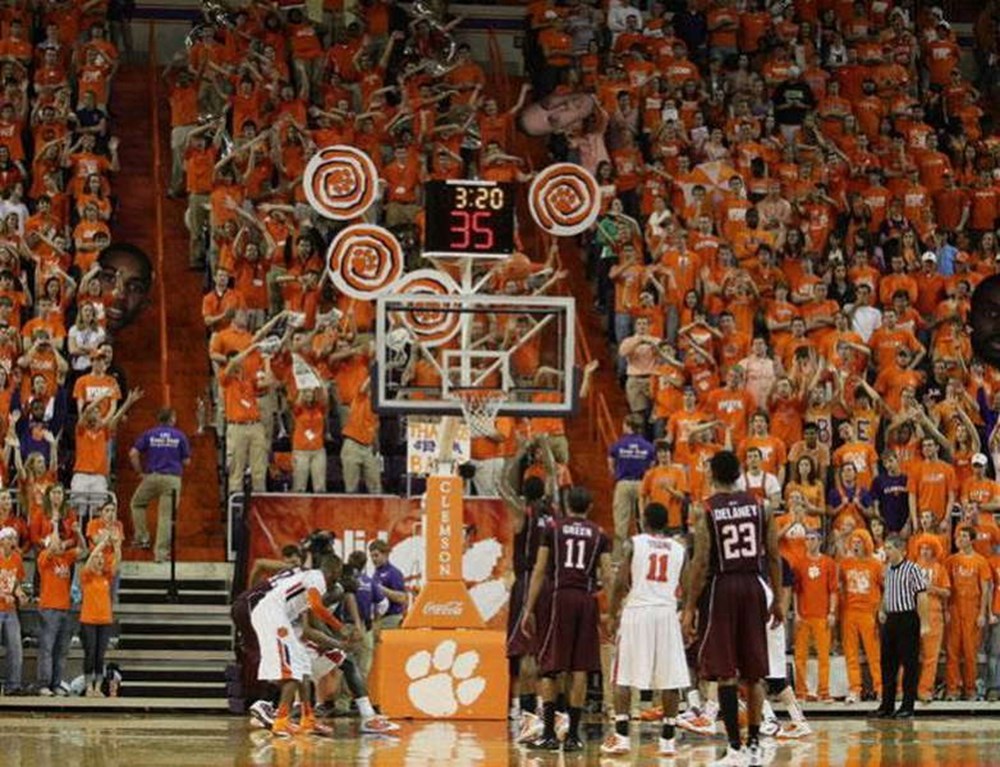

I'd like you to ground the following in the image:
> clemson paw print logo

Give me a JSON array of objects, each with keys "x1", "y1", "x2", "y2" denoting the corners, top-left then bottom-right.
[{"x1": 405, "y1": 639, "x2": 486, "y2": 716}]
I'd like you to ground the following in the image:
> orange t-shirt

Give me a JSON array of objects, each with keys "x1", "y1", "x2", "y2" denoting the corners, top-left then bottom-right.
[
  {"x1": 907, "y1": 460, "x2": 957, "y2": 522},
  {"x1": 640, "y1": 464, "x2": 689, "y2": 528},
  {"x1": 839, "y1": 556, "x2": 882, "y2": 612},
  {"x1": 0, "y1": 550, "x2": 24, "y2": 611},
  {"x1": 292, "y1": 401, "x2": 326, "y2": 452},
  {"x1": 219, "y1": 363, "x2": 261, "y2": 423},
  {"x1": 37, "y1": 547, "x2": 76, "y2": 610},
  {"x1": 74, "y1": 423, "x2": 109, "y2": 475},
  {"x1": 80, "y1": 566, "x2": 113, "y2": 625},
  {"x1": 341, "y1": 391, "x2": 377, "y2": 447},
  {"x1": 792, "y1": 554, "x2": 838, "y2": 618},
  {"x1": 945, "y1": 551, "x2": 991, "y2": 608},
  {"x1": 833, "y1": 442, "x2": 879, "y2": 489}
]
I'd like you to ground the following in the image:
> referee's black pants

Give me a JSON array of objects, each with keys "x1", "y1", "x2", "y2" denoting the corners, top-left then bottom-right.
[{"x1": 880, "y1": 611, "x2": 920, "y2": 711}]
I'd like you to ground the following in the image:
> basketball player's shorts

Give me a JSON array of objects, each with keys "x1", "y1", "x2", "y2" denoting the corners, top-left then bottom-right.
[
  {"x1": 684, "y1": 588, "x2": 712, "y2": 669},
  {"x1": 251, "y1": 600, "x2": 310, "y2": 682},
  {"x1": 761, "y1": 581, "x2": 787, "y2": 681},
  {"x1": 614, "y1": 603, "x2": 691, "y2": 690},
  {"x1": 303, "y1": 640, "x2": 347, "y2": 680},
  {"x1": 506, "y1": 574, "x2": 536, "y2": 659},
  {"x1": 538, "y1": 588, "x2": 601, "y2": 675},
  {"x1": 697, "y1": 573, "x2": 769, "y2": 681}
]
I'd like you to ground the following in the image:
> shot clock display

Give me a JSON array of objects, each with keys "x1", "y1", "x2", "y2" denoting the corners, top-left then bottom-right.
[{"x1": 424, "y1": 180, "x2": 516, "y2": 258}]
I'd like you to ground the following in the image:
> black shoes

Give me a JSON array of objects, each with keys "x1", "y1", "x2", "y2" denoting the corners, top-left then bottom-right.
[
  {"x1": 892, "y1": 708, "x2": 915, "y2": 719},
  {"x1": 562, "y1": 735, "x2": 584, "y2": 752},
  {"x1": 873, "y1": 707, "x2": 894, "y2": 719},
  {"x1": 528, "y1": 736, "x2": 561, "y2": 751}
]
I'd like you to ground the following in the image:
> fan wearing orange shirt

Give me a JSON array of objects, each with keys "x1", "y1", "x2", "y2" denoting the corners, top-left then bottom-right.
[
  {"x1": 907, "y1": 436, "x2": 957, "y2": 531},
  {"x1": 839, "y1": 529, "x2": 883, "y2": 702},
  {"x1": 291, "y1": 387, "x2": 328, "y2": 493},
  {"x1": 737, "y1": 412, "x2": 787, "y2": 484},
  {"x1": 704, "y1": 366, "x2": 755, "y2": 445},
  {"x1": 961, "y1": 454, "x2": 1000, "y2": 512},
  {"x1": 35, "y1": 514, "x2": 83, "y2": 694},
  {"x1": 72, "y1": 387, "x2": 141, "y2": 495},
  {"x1": 341, "y1": 381, "x2": 384, "y2": 495},
  {"x1": 79, "y1": 534, "x2": 121, "y2": 697},
  {"x1": 832, "y1": 422, "x2": 879, "y2": 489},
  {"x1": 639, "y1": 442, "x2": 689, "y2": 529},
  {"x1": 915, "y1": 535, "x2": 950, "y2": 702},
  {"x1": 792, "y1": 530, "x2": 838, "y2": 701},
  {"x1": 957, "y1": 502, "x2": 1000, "y2": 560},
  {"x1": 944, "y1": 526, "x2": 993, "y2": 700}
]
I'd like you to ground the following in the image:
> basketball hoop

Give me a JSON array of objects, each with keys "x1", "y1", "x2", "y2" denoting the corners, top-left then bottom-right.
[{"x1": 446, "y1": 389, "x2": 508, "y2": 438}]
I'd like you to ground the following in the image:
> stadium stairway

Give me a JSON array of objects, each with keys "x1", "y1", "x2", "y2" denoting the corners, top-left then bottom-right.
[
  {"x1": 111, "y1": 63, "x2": 224, "y2": 562},
  {"x1": 0, "y1": 562, "x2": 232, "y2": 711}
]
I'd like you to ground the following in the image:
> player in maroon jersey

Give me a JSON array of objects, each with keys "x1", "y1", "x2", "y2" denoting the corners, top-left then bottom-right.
[
  {"x1": 521, "y1": 485, "x2": 613, "y2": 752},
  {"x1": 500, "y1": 439, "x2": 559, "y2": 736},
  {"x1": 682, "y1": 450, "x2": 783, "y2": 766}
]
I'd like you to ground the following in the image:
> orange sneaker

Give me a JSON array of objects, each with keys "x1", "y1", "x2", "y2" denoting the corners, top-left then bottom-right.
[
  {"x1": 639, "y1": 706, "x2": 664, "y2": 722},
  {"x1": 299, "y1": 717, "x2": 333, "y2": 737},
  {"x1": 271, "y1": 717, "x2": 298, "y2": 738}
]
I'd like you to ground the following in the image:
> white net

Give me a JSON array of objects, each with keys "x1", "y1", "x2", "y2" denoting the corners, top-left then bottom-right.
[{"x1": 447, "y1": 389, "x2": 508, "y2": 438}]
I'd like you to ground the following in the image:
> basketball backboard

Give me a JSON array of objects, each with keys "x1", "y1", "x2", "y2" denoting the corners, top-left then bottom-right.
[{"x1": 374, "y1": 293, "x2": 578, "y2": 418}]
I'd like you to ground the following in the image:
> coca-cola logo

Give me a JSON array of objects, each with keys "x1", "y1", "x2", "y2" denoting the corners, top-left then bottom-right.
[{"x1": 422, "y1": 600, "x2": 464, "y2": 616}]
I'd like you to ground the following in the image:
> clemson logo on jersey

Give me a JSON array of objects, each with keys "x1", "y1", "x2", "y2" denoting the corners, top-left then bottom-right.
[{"x1": 405, "y1": 639, "x2": 487, "y2": 717}]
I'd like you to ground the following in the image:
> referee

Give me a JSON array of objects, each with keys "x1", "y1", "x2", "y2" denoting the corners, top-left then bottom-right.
[{"x1": 874, "y1": 535, "x2": 929, "y2": 719}]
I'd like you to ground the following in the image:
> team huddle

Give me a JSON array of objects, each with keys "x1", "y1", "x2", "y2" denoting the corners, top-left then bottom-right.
[{"x1": 505, "y1": 449, "x2": 809, "y2": 765}]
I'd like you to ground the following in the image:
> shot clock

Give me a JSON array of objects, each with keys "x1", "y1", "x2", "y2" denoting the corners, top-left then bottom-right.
[{"x1": 424, "y1": 180, "x2": 516, "y2": 258}]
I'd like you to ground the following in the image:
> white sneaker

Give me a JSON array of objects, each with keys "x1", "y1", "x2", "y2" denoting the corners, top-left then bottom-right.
[
  {"x1": 844, "y1": 693, "x2": 859, "y2": 705},
  {"x1": 658, "y1": 737, "x2": 677, "y2": 756},
  {"x1": 360, "y1": 715, "x2": 399, "y2": 734},
  {"x1": 555, "y1": 711, "x2": 569, "y2": 741},
  {"x1": 249, "y1": 700, "x2": 275, "y2": 730},
  {"x1": 745, "y1": 743, "x2": 764, "y2": 766},
  {"x1": 516, "y1": 712, "x2": 543, "y2": 744},
  {"x1": 678, "y1": 712, "x2": 718, "y2": 737},
  {"x1": 600, "y1": 732, "x2": 630, "y2": 755},
  {"x1": 776, "y1": 721, "x2": 812, "y2": 740},
  {"x1": 759, "y1": 718, "x2": 779, "y2": 738},
  {"x1": 710, "y1": 746, "x2": 748, "y2": 766}
]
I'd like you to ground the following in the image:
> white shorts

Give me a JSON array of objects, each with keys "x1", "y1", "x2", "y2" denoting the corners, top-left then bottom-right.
[
  {"x1": 252, "y1": 602, "x2": 310, "y2": 682},
  {"x1": 613, "y1": 604, "x2": 690, "y2": 691},
  {"x1": 301, "y1": 635, "x2": 346, "y2": 680}
]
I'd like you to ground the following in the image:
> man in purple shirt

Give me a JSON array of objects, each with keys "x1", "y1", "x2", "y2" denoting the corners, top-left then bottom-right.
[
  {"x1": 368, "y1": 540, "x2": 407, "y2": 629},
  {"x1": 346, "y1": 550, "x2": 387, "y2": 682},
  {"x1": 128, "y1": 408, "x2": 191, "y2": 561},
  {"x1": 608, "y1": 414, "x2": 655, "y2": 559}
]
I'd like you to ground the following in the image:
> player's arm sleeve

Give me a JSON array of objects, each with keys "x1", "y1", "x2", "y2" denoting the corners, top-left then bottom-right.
[{"x1": 307, "y1": 587, "x2": 344, "y2": 632}]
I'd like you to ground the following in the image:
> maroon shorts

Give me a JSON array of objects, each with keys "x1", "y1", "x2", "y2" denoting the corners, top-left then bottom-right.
[
  {"x1": 507, "y1": 576, "x2": 552, "y2": 659},
  {"x1": 684, "y1": 588, "x2": 712, "y2": 669},
  {"x1": 537, "y1": 588, "x2": 601, "y2": 675},
  {"x1": 697, "y1": 574, "x2": 768, "y2": 681}
]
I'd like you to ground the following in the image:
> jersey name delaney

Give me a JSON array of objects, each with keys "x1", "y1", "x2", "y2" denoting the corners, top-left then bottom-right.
[{"x1": 711, "y1": 504, "x2": 758, "y2": 521}]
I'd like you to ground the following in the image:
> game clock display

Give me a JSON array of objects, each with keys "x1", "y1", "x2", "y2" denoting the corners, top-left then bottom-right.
[{"x1": 424, "y1": 180, "x2": 516, "y2": 258}]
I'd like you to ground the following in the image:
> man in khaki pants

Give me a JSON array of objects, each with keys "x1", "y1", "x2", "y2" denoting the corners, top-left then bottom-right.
[
  {"x1": 340, "y1": 382, "x2": 382, "y2": 494},
  {"x1": 129, "y1": 408, "x2": 191, "y2": 562},
  {"x1": 607, "y1": 414, "x2": 655, "y2": 560},
  {"x1": 220, "y1": 345, "x2": 270, "y2": 493}
]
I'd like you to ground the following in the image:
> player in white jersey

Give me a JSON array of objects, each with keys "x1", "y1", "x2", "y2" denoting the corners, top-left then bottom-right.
[
  {"x1": 250, "y1": 554, "x2": 344, "y2": 736},
  {"x1": 602, "y1": 503, "x2": 691, "y2": 757},
  {"x1": 759, "y1": 574, "x2": 811, "y2": 740}
]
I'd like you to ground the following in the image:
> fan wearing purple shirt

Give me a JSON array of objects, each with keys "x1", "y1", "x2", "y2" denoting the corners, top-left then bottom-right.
[
  {"x1": 346, "y1": 550, "x2": 387, "y2": 681},
  {"x1": 865, "y1": 450, "x2": 909, "y2": 534},
  {"x1": 607, "y1": 414, "x2": 656, "y2": 558},
  {"x1": 368, "y1": 540, "x2": 407, "y2": 629}
]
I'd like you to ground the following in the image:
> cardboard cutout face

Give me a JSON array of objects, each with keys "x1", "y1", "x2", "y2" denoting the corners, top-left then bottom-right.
[{"x1": 972, "y1": 275, "x2": 1000, "y2": 368}]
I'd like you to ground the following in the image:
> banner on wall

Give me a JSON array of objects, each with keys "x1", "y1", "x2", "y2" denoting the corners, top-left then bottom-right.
[
  {"x1": 406, "y1": 418, "x2": 471, "y2": 476},
  {"x1": 244, "y1": 494, "x2": 513, "y2": 629}
]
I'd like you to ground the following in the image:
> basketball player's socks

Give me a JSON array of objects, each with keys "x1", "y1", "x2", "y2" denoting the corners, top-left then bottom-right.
[
  {"x1": 778, "y1": 687, "x2": 806, "y2": 722},
  {"x1": 614, "y1": 714, "x2": 629, "y2": 737},
  {"x1": 301, "y1": 701, "x2": 314, "y2": 720},
  {"x1": 541, "y1": 701, "x2": 557, "y2": 739},
  {"x1": 520, "y1": 694, "x2": 537, "y2": 715},
  {"x1": 276, "y1": 702, "x2": 290, "y2": 720},
  {"x1": 761, "y1": 699, "x2": 776, "y2": 722},
  {"x1": 355, "y1": 696, "x2": 376, "y2": 719},
  {"x1": 704, "y1": 682, "x2": 719, "y2": 718},
  {"x1": 687, "y1": 689, "x2": 702, "y2": 713},
  {"x1": 717, "y1": 685, "x2": 741, "y2": 751},
  {"x1": 568, "y1": 706, "x2": 582, "y2": 739},
  {"x1": 748, "y1": 723, "x2": 760, "y2": 747},
  {"x1": 661, "y1": 717, "x2": 676, "y2": 741}
]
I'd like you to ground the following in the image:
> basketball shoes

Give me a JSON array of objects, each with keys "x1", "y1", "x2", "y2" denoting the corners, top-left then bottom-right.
[{"x1": 600, "y1": 733, "x2": 630, "y2": 755}]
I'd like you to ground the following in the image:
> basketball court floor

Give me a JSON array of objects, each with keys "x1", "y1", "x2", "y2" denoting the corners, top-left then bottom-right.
[{"x1": 4, "y1": 714, "x2": 1000, "y2": 766}]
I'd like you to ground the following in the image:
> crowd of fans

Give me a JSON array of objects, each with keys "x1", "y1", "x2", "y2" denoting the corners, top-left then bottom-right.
[
  {"x1": 0, "y1": 2, "x2": 143, "y2": 696},
  {"x1": 583, "y1": 0, "x2": 1000, "y2": 703}
]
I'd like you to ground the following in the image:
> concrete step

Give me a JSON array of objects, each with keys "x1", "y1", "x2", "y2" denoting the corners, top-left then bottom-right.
[
  {"x1": 118, "y1": 636, "x2": 231, "y2": 652},
  {"x1": 118, "y1": 592, "x2": 229, "y2": 606},
  {"x1": 120, "y1": 622, "x2": 231, "y2": 637},
  {"x1": 0, "y1": 696, "x2": 230, "y2": 711}
]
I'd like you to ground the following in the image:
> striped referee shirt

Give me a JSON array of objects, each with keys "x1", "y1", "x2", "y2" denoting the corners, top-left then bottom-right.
[{"x1": 882, "y1": 559, "x2": 928, "y2": 614}]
